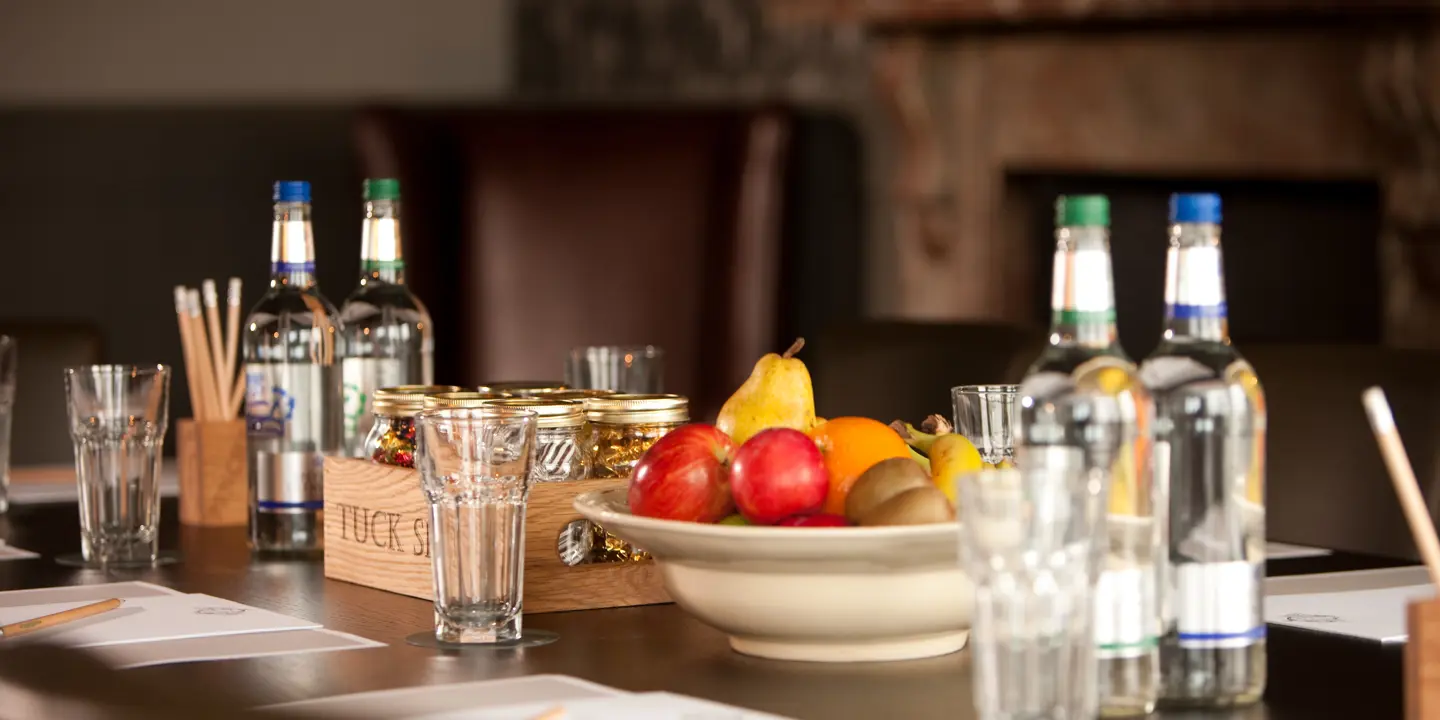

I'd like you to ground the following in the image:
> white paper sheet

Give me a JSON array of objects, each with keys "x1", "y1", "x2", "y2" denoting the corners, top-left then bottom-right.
[
  {"x1": 0, "y1": 581, "x2": 184, "y2": 607},
  {"x1": 1264, "y1": 541, "x2": 1333, "y2": 560},
  {"x1": 93, "y1": 628, "x2": 384, "y2": 668},
  {"x1": 271, "y1": 676, "x2": 628, "y2": 718},
  {"x1": 423, "y1": 692, "x2": 793, "y2": 720},
  {"x1": 1265, "y1": 584, "x2": 1436, "y2": 643},
  {"x1": 0, "y1": 593, "x2": 320, "y2": 647},
  {"x1": 0, "y1": 543, "x2": 38, "y2": 561}
]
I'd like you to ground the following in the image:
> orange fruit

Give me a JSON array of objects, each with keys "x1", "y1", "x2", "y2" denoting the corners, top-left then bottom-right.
[{"x1": 808, "y1": 417, "x2": 913, "y2": 515}]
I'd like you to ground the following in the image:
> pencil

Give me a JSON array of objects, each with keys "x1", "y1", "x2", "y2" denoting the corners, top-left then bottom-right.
[
  {"x1": 0, "y1": 598, "x2": 124, "y2": 639},
  {"x1": 1362, "y1": 387, "x2": 1440, "y2": 587},
  {"x1": 224, "y1": 278, "x2": 243, "y2": 419},
  {"x1": 202, "y1": 280, "x2": 230, "y2": 414},
  {"x1": 174, "y1": 286, "x2": 204, "y2": 419},
  {"x1": 187, "y1": 290, "x2": 222, "y2": 421}
]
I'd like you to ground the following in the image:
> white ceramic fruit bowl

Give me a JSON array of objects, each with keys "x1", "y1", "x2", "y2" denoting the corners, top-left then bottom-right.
[{"x1": 573, "y1": 488, "x2": 974, "y2": 663}]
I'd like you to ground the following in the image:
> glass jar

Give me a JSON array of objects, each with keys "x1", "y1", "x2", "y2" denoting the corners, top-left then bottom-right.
[
  {"x1": 474, "y1": 381, "x2": 569, "y2": 397},
  {"x1": 365, "y1": 385, "x2": 461, "y2": 468},
  {"x1": 585, "y1": 394, "x2": 690, "y2": 478},
  {"x1": 481, "y1": 398, "x2": 590, "y2": 482}
]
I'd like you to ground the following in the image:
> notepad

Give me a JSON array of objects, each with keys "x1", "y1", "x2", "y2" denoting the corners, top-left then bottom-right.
[
  {"x1": 421, "y1": 692, "x2": 792, "y2": 720},
  {"x1": 0, "y1": 593, "x2": 320, "y2": 647},
  {"x1": 0, "y1": 543, "x2": 38, "y2": 561},
  {"x1": 0, "y1": 581, "x2": 183, "y2": 607},
  {"x1": 1265, "y1": 583, "x2": 1435, "y2": 643}
]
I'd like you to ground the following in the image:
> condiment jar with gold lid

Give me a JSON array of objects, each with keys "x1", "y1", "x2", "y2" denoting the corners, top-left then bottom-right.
[
  {"x1": 422, "y1": 391, "x2": 511, "y2": 410},
  {"x1": 365, "y1": 385, "x2": 462, "y2": 467},
  {"x1": 585, "y1": 394, "x2": 689, "y2": 478},
  {"x1": 474, "y1": 381, "x2": 569, "y2": 397},
  {"x1": 482, "y1": 398, "x2": 590, "y2": 482}
]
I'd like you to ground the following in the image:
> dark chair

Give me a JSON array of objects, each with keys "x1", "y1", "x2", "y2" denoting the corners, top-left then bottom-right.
[
  {"x1": 353, "y1": 107, "x2": 867, "y2": 421},
  {"x1": 1246, "y1": 343, "x2": 1440, "y2": 561},
  {"x1": 806, "y1": 321, "x2": 1047, "y2": 426},
  {"x1": 0, "y1": 322, "x2": 102, "y2": 465}
]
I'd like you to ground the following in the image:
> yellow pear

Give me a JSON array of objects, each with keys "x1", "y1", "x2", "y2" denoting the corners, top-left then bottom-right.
[{"x1": 716, "y1": 338, "x2": 816, "y2": 446}]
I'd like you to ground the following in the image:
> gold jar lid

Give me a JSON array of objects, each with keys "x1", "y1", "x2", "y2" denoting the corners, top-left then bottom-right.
[
  {"x1": 540, "y1": 389, "x2": 617, "y2": 401},
  {"x1": 373, "y1": 385, "x2": 464, "y2": 416},
  {"x1": 584, "y1": 394, "x2": 689, "y2": 424},
  {"x1": 475, "y1": 381, "x2": 570, "y2": 396},
  {"x1": 481, "y1": 398, "x2": 585, "y2": 428},
  {"x1": 423, "y1": 391, "x2": 512, "y2": 410}
]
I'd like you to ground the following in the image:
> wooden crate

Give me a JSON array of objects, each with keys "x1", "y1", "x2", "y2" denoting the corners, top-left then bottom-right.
[
  {"x1": 1409, "y1": 598, "x2": 1440, "y2": 718},
  {"x1": 322, "y1": 457, "x2": 671, "y2": 614}
]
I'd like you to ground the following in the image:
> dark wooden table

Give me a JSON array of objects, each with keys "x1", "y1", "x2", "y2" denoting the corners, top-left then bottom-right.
[{"x1": 0, "y1": 500, "x2": 1410, "y2": 719}]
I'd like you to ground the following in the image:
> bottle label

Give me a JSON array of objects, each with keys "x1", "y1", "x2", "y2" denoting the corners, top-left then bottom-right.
[
  {"x1": 361, "y1": 259, "x2": 405, "y2": 273},
  {"x1": 253, "y1": 451, "x2": 324, "y2": 513},
  {"x1": 1175, "y1": 561, "x2": 1264, "y2": 648},
  {"x1": 272, "y1": 261, "x2": 316, "y2": 274},
  {"x1": 246, "y1": 367, "x2": 293, "y2": 439},
  {"x1": 1095, "y1": 564, "x2": 1158, "y2": 659},
  {"x1": 1164, "y1": 246, "x2": 1226, "y2": 319}
]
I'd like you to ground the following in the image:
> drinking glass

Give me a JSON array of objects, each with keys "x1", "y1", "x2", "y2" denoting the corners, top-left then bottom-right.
[
  {"x1": 64, "y1": 364, "x2": 171, "y2": 566},
  {"x1": 959, "y1": 449, "x2": 1106, "y2": 720},
  {"x1": 0, "y1": 336, "x2": 14, "y2": 514},
  {"x1": 565, "y1": 346, "x2": 664, "y2": 394},
  {"x1": 416, "y1": 406, "x2": 537, "y2": 644},
  {"x1": 952, "y1": 384, "x2": 1017, "y2": 466}
]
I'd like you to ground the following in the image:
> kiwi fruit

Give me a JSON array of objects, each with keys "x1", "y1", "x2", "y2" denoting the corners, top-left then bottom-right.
[
  {"x1": 859, "y1": 485, "x2": 956, "y2": 527},
  {"x1": 846, "y1": 457, "x2": 931, "y2": 522}
]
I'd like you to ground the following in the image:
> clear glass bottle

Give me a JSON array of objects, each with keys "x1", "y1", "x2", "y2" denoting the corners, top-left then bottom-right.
[
  {"x1": 364, "y1": 385, "x2": 461, "y2": 467},
  {"x1": 339, "y1": 179, "x2": 435, "y2": 457},
  {"x1": 243, "y1": 180, "x2": 344, "y2": 556},
  {"x1": 1016, "y1": 195, "x2": 1159, "y2": 717},
  {"x1": 1141, "y1": 193, "x2": 1265, "y2": 708}
]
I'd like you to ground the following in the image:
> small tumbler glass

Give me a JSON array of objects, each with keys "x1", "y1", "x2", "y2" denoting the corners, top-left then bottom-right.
[
  {"x1": 565, "y1": 346, "x2": 664, "y2": 394},
  {"x1": 64, "y1": 364, "x2": 171, "y2": 566},
  {"x1": 416, "y1": 406, "x2": 538, "y2": 644},
  {"x1": 959, "y1": 450, "x2": 1106, "y2": 720},
  {"x1": 0, "y1": 336, "x2": 15, "y2": 514},
  {"x1": 952, "y1": 384, "x2": 1017, "y2": 466}
]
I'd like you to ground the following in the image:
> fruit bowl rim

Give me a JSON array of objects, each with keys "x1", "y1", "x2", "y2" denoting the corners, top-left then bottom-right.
[{"x1": 572, "y1": 487, "x2": 960, "y2": 539}]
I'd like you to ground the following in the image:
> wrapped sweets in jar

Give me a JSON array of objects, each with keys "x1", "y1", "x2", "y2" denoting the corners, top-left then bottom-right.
[
  {"x1": 474, "y1": 381, "x2": 569, "y2": 397},
  {"x1": 584, "y1": 394, "x2": 689, "y2": 563},
  {"x1": 366, "y1": 385, "x2": 462, "y2": 467},
  {"x1": 585, "y1": 394, "x2": 690, "y2": 478},
  {"x1": 481, "y1": 398, "x2": 590, "y2": 482}
]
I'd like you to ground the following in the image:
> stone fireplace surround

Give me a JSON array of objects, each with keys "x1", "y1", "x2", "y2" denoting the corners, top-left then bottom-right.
[{"x1": 771, "y1": 1, "x2": 1440, "y2": 348}]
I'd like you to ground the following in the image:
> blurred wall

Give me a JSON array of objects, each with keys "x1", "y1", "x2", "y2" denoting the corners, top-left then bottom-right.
[{"x1": 0, "y1": 0, "x2": 512, "y2": 103}]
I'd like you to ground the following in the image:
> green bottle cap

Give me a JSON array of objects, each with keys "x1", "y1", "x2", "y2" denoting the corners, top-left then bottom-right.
[
  {"x1": 363, "y1": 178, "x2": 401, "y2": 201},
  {"x1": 1055, "y1": 195, "x2": 1109, "y2": 227}
]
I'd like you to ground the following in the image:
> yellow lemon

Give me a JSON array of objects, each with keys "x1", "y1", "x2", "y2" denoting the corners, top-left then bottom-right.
[{"x1": 930, "y1": 433, "x2": 985, "y2": 503}]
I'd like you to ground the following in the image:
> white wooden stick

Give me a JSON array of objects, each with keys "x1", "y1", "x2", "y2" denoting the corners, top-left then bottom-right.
[
  {"x1": 173, "y1": 286, "x2": 204, "y2": 419},
  {"x1": 1363, "y1": 387, "x2": 1440, "y2": 587}
]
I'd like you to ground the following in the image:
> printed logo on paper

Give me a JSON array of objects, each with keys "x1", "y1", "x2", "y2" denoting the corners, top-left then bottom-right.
[
  {"x1": 1284, "y1": 613, "x2": 1339, "y2": 623},
  {"x1": 195, "y1": 607, "x2": 247, "y2": 616}
]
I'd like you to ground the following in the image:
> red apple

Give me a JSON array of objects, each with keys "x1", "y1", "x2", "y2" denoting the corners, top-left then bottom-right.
[
  {"x1": 777, "y1": 513, "x2": 849, "y2": 527},
  {"x1": 628, "y1": 424, "x2": 736, "y2": 523},
  {"x1": 729, "y1": 428, "x2": 829, "y2": 525}
]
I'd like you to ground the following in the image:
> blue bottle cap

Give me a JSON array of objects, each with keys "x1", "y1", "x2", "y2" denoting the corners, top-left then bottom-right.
[
  {"x1": 273, "y1": 181, "x2": 311, "y2": 203},
  {"x1": 1169, "y1": 193, "x2": 1221, "y2": 224}
]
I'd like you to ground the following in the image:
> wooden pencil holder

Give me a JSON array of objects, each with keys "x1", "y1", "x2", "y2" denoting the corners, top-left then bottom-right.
[
  {"x1": 1409, "y1": 598, "x2": 1440, "y2": 718},
  {"x1": 176, "y1": 418, "x2": 248, "y2": 527},
  {"x1": 322, "y1": 457, "x2": 672, "y2": 614}
]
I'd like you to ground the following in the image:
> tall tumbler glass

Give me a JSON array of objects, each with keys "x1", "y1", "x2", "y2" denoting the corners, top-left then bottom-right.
[
  {"x1": 0, "y1": 336, "x2": 15, "y2": 514},
  {"x1": 952, "y1": 384, "x2": 1017, "y2": 467},
  {"x1": 64, "y1": 365, "x2": 171, "y2": 566},
  {"x1": 416, "y1": 406, "x2": 537, "y2": 644},
  {"x1": 959, "y1": 449, "x2": 1106, "y2": 720},
  {"x1": 565, "y1": 346, "x2": 664, "y2": 394}
]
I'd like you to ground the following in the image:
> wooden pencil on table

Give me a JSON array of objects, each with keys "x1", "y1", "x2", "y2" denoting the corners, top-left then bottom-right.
[
  {"x1": 201, "y1": 280, "x2": 230, "y2": 413},
  {"x1": 0, "y1": 598, "x2": 123, "y2": 639},
  {"x1": 174, "y1": 286, "x2": 205, "y2": 420}
]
